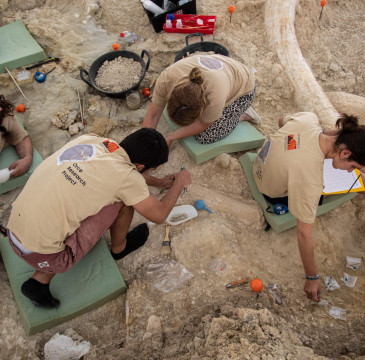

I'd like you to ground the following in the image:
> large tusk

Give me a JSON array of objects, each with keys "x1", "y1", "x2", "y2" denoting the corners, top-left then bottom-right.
[{"x1": 265, "y1": 0, "x2": 339, "y2": 127}]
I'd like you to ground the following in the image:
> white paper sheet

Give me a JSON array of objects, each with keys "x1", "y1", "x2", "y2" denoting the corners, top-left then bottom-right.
[{"x1": 322, "y1": 159, "x2": 362, "y2": 194}]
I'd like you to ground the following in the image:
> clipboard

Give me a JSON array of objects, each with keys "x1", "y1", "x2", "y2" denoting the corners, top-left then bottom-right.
[{"x1": 322, "y1": 159, "x2": 365, "y2": 195}]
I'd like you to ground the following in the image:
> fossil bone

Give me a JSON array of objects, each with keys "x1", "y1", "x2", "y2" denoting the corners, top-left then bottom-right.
[{"x1": 265, "y1": 0, "x2": 339, "y2": 127}]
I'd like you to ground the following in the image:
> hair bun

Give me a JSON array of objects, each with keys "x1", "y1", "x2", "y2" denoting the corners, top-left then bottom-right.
[{"x1": 189, "y1": 67, "x2": 204, "y2": 85}]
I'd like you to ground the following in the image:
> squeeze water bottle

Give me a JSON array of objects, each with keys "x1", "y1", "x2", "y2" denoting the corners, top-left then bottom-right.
[
  {"x1": 120, "y1": 31, "x2": 143, "y2": 44},
  {"x1": 140, "y1": 0, "x2": 164, "y2": 15}
]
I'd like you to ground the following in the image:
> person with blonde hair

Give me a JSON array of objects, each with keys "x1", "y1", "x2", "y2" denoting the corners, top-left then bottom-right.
[
  {"x1": 253, "y1": 112, "x2": 365, "y2": 302},
  {"x1": 143, "y1": 54, "x2": 260, "y2": 146}
]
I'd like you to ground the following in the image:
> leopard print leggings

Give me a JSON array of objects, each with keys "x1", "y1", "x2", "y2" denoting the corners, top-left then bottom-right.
[{"x1": 195, "y1": 86, "x2": 256, "y2": 144}]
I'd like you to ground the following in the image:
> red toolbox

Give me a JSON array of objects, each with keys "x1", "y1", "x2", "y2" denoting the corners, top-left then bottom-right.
[{"x1": 163, "y1": 14, "x2": 216, "y2": 34}]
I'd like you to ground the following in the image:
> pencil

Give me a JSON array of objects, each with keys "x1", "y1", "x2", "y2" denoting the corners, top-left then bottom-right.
[{"x1": 347, "y1": 173, "x2": 361, "y2": 193}]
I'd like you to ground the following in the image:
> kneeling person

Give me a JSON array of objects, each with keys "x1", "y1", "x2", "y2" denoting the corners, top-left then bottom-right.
[
  {"x1": 7, "y1": 129, "x2": 191, "y2": 308},
  {"x1": 253, "y1": 112, "x2": 365, "y2": 301}
]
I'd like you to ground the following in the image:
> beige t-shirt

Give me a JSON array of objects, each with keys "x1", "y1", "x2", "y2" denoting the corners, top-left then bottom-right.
[
  {"x1": 153, "y1": 54, "x2": 255, "y2": 123},
  {"x1": 8, "y1": 134, "x2": 150, "y2": 253},
  {"x1": 253, "y1": 112, "x2": 324, "y2": 224},
  {"x1": 0, "y1": 114, "x2": 29, "y2": 151}
]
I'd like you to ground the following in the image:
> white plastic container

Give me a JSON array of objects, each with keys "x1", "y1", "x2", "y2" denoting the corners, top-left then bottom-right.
[
  {"x1": 141, "y1": 0, "x2": 164, "y2": 15},
  {"x1": 165, "y1": 19, "x2": 172, "y2": 28},
  {"x1": 176, "y1": 19, "x2": 183, "y2": 28},
  {"x1": 0, "y1": 168, "x2": 13, "y2": 183}
]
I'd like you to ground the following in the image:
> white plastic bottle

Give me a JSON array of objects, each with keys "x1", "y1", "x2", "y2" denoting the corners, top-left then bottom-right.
[
  {"x1": 140, "y1": 0, "x2": 164, "y2": 15},
  {"x1": 120, "y1": 31, "x2": 142, "y2": 44}
]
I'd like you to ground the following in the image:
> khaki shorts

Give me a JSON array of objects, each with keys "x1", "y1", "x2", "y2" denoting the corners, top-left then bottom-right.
[{"x1": 9, "y1": 203, "x2": 120, "y2": 273}]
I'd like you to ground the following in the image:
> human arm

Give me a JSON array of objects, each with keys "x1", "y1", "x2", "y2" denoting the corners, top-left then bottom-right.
[
  {"x1": 133, "y1": 169, "x2": 191, "y2": 223},
  {"x1": 165, "y1": 118, "x2": 210, "y2": 147},
  {"x1": 322, "y1": 129, "x2": 339, "y2": 136},
  {"x1": 296, "y1": 220, "x2": 321, "y2": 301},
  {"x1": 143, "y1": 172, "x2": 176, "y2": 189},
  {"x1": 278, "y1": 116, "x2": 285, "y2": 128},
  {"x1": 142, "y1": 102, "x2": 165, "y2": 129},
  {"x1": 9, "y1": 136, "x2": 33, "y2": 177}
]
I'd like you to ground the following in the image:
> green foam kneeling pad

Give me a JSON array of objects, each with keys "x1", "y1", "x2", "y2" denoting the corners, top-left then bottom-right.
[
  {"x1": 0, "y1": 236, "x2": 127, "y2": 335},
  {"x1": 0, "y1": 21, "x2": 46, "y2": 73},
  {"x1": 163, "y1": 107, "x2": 265, "y2": 164},
  {"x1": 239, "y1": 152, "x2": 356, "y2": 233}
]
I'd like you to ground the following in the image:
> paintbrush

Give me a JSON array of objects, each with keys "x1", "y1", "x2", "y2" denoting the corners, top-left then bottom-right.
[{"x1": 161, "y1": 224, "x2": 171, "y2": 255}]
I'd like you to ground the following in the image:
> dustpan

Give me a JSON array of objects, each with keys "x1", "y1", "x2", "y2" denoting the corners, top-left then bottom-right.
[{"x1": 148, "y1": 205, "x2": 198, "y2": 226}]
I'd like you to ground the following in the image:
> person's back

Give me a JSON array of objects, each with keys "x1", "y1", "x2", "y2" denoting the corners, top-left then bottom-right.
[
  {"x1": 8, "y1": 134, "x2": 149, "y2": 254},
  {"x1": 253, "y1": 112, "x2": 324, "y2": 223}
]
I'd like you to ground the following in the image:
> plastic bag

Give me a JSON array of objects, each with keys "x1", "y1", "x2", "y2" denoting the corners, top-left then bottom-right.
[
  {"x1": 268, "y1": 284, "x2": 282, "y2": 305},
  {"x1": 208, "y1": 257, "x2": 231, "y2": 277},
  {"x1": 341, "y1": 272, "x2": 357, "y2": 288},
  {"x1": 324, "y1": 276, "x2": 340, "y2": 291},
  {"x1": 311, "y1": 299, "x2": 329, "y2": 306},
  {"x1": 346, "y1": 256, "x2": 361, "y2": 270},
  {"x1": 44, "y1": 333, "x2": 90, "y2": 360},
  {"x1": 329, "y1": 307, "x2": 346, "y2": 321},
  {"x1": 144, "y1": 259, "x2": 193, "y2": 293}
]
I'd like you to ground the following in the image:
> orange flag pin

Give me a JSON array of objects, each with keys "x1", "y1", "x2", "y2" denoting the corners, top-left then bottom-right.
[
  {"x1": 228, "y1": 5, "x2": 235, "y2": 23},
  {"x1": 319, "y1": 0, "x2": 327, "y2": 20}
]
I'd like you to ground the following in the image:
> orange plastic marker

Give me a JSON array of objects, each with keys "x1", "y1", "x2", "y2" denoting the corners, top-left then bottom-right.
[
  {"x1": 250, "y1": 278, "x2": 264, "y2": 293},
  {"x1": 112, "y1": 43, "x2": 120, "y2": 51},
  {"x1": 228, "y1": 5, "x2": 235, "y2": 23},
  {"x1": 15, "y1": 104, "x2": 25, "y2": 112}
]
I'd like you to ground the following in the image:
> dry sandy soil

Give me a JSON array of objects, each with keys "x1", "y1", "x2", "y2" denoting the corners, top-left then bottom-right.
[{"x1": 0, "y1": 0, "x2": 364, "y2": 359}]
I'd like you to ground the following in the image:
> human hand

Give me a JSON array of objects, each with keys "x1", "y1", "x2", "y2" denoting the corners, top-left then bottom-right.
[
  {"x1": 174, "y1": 168, "x2": 191, "y2": 190},
  {"x1": 160, "y1": 174, "x2": 176, "y2": 189},
  {"x1": 304, "y1": 279, "x2": 321, "y2": 302},
  {"x1": 9, "y1": 156, "x2": 32, "y2": 177},
  {"x1": 164, "y1": 134, "x2": 174, "y2": 148}
]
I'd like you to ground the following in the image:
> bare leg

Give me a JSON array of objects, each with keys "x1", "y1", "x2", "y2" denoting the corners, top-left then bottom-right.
[
  {"x1": 239, "y1": 113, "x2": 254, "y2": 122},
  {"x1": 110, "y1": 205, "x2": 134, "y2": 254},
  {"x1": 32, "y1": 270, "x2": 55, "y2": 284},
  {"x1": 109, "y1": 205, "x2": 150, "y2": 260}
]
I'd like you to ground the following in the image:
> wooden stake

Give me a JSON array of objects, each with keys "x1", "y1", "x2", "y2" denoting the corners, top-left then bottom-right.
[
  {"x1": 77, "y1": 90, "x2": 83, "y2": 122},
  {"x1": 82, "y1": 92, "x2": 86, "y2": 125},
  {"x1": 5, "y1": 67, "x2": 28, "y2": 100}
]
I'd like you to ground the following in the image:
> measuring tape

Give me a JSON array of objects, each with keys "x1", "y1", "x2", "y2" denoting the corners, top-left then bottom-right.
[{"x1": 273, "y1": 204, "x2": 288, "y2": 215}]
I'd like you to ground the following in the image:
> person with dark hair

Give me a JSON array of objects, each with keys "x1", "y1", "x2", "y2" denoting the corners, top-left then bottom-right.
[
  {"x1": 142, "y1": 54, "x2": 260, "y2": 146},
  {"x1": 0, "y1": 94, "x2": 33, "y2": 177},
  {"x1": 6, "y1": 129, "x2": 191, "y2": 308},
  {"x1": 253, "y1": 112, "x2": 365, "y2": 302}
]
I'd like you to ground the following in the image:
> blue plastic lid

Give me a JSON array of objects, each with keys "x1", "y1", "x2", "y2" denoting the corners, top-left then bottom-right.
[{"x1": 167, "y1": 14, "x2": 175, "y2": 20}]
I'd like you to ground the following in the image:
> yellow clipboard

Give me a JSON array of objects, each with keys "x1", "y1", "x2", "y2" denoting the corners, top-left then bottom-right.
[{"x1": 322, "y1": 160, "x2": 365, "y2": 195}]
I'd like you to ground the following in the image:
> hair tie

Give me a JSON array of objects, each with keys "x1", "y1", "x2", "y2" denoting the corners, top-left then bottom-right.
[
  {"x1": 173, "y1": 106, "x2": 187, "y2": 118},
  {"x1": 190, "y1": 78, "x2": 200, "y2": 85}
]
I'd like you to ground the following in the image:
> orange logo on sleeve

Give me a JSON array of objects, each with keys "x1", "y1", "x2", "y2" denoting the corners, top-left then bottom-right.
[
  {"x1": 102, "y1": 140, "x2": 119, "y2": 153},
  {"x1": 287, "y1": 135, "x2": 297, "y2": 150}
]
